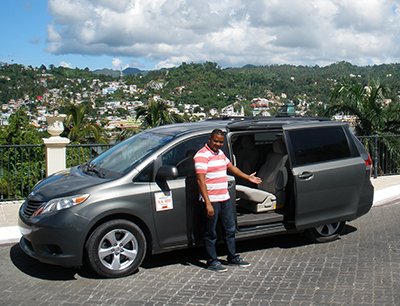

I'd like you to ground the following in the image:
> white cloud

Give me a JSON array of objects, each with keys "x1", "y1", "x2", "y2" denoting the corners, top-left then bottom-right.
[
  {"x1": 47, "y1": 0, "x2": 400, "y2": 69},
  {"x1": 59, "y1": 61, "x2": 72, "y2": 68},
  {"x1": 112, "y1": 57, "x2": 123, "y2": 70}
]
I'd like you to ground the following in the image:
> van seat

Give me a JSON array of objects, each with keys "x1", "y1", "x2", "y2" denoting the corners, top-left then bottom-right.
[
  {"x1": 236, "y1": 138, "x2": 288, "y2": 213},
  {"x1": 236, "y1": 185, "x2": 276, "y2": 212}
]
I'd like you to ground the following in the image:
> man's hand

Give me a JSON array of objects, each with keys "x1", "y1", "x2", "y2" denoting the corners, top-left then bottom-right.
[
  {"x1": 206, "y1": 203, "x2": 215, "y2": 218},
  {"x1": 227, "y1": 164, "x2": 262, "y2": 185},
  {"x1": 248, "y1": 172, "x2": 262, "y2": 185}
]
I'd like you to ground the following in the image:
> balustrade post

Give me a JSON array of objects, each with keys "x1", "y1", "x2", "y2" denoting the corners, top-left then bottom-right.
[
  {"x1": 373, "y1": 134, "x2": 378, "y2": 178},
  {"x1": 43, "y1": 113, "x2": 70, "y2": 176}
]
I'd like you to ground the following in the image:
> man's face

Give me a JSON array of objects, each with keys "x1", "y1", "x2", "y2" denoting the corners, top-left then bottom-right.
[{"x1": 208, "y1": 134, "x2": 224, "y2": 152}]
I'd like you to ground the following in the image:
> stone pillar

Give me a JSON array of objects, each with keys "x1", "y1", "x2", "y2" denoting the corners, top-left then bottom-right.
[
  {"x1": 43, "y1": 113, "x2": 70, "y2": 177},
  {"x1": 43, "y1": 137, "x2": 70, "y2": 176}
]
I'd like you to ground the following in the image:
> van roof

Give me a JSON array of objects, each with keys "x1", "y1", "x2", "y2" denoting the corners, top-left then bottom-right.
[
  {"x1": 226, "y1": 116, "x2": 333, "y2": 130},
  {"x1": 148, "y1": 116, "x2": 333, "y2": 137}
]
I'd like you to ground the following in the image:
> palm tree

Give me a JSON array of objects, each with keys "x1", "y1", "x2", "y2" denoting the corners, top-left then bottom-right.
[
  {"x1": 64, "y1": 103, "x2": 106, "y2": 144},
  {"x1": 135, "y1": 100, "x2": 185, "y2": 128},
  {"x1": 325, "y1": 79, "x2": 400, "y2": 174},
  {"x1": 326, "y1": 80, "x2": 400, "y2": 136}
]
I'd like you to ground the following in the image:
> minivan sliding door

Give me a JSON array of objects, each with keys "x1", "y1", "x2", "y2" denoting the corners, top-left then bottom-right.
[{"x1": 284, "y1": 124, "x2": 366, "y2": 230}]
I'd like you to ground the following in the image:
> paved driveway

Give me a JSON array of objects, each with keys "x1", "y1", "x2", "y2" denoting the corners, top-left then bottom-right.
[{"x1": 1, "y1": 202, "x2": 400, "y2": 305}]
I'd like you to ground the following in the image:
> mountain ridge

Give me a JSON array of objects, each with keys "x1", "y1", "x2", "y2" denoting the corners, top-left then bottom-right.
[{"x1": 93, "y1": 67, "x2": 145, "y2": 77}]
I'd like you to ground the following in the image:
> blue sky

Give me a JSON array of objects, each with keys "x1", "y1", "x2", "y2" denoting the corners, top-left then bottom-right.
[
  {"x1": 0, "y1": 1, "x2": 135, "y2": 70},
  {"x1": 1, "y1": 0, "x2": 400, "y2": 71},
  {"x1": 1, "y1": 1, "x2": 50, "y2": 67}
]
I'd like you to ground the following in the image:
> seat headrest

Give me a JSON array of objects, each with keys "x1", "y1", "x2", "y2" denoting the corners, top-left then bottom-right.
[{"x1": 273, "y1": 139, "x2": 287, "y2": 154}]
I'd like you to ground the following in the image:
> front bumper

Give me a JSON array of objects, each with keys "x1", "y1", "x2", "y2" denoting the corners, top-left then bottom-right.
[{"x1": 18, "y1": 208, "x2": 89, "y2": 268}]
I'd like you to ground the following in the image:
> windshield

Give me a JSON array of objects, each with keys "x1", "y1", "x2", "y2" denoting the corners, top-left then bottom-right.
[{"x1": 84, "y1": 130, "x2": 175, "y2": 178}]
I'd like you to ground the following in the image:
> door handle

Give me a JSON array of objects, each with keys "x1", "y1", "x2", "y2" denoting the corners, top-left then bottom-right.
[{"x1": 298, "y1": 171, "x2": 314, "y2": 180}]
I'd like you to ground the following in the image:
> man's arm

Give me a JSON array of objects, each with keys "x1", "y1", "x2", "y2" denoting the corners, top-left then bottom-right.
[
  {"x1": 196, "y1": 173, "x2": 215, "y2": 218},
  {"x1": 227, "y1": 163, "x2": 262, "y2": 185}
]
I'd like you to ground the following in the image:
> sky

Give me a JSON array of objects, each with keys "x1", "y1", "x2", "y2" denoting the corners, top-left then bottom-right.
[{"x1": 1, "y1": 0, "x2": 400, "y2": 71}]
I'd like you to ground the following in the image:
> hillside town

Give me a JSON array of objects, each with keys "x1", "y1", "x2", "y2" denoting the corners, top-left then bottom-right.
[
  {"x1": 0, "y1": 68, "x2": 322, "y2": 136},
  {"x1": 0, "y1": 62, "x2": 371, "y2": 144}
]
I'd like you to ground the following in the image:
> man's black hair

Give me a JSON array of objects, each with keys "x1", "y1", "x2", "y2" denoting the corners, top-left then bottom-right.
[{"x1": 210, "y1": 129, "x2": 225, "y2": 137}]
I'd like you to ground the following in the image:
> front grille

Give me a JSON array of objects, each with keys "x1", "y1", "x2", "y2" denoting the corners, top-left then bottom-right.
[{"x1": 22, "y1": 200, "x2": 44, "y2": 218}]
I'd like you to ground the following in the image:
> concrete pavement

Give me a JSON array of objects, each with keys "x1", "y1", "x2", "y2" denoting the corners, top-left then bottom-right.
[
  {"x1": 1, "y1": 175, "x2": 400, "y2": 245},
  {"x1": 2, "y1": 196, "x2": 400, "y2": 305}
]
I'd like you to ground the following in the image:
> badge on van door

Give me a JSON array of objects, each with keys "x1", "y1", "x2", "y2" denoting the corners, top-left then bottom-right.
[{"x1": 154, "y1": 191, "x2": 173, "y2": 211}]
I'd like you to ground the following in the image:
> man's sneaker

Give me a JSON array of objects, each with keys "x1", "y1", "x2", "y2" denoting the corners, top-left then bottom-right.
[
  {"x1": 228, "y1": 257, "x2": 251, "y2": 267},
  {"x1": 207, "y1": 261, "x2": 228, "y2": 272}
]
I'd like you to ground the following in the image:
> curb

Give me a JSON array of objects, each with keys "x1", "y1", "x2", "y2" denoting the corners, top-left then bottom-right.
[
  {"x1": 0, "y1": 226, "x2": 21, "y2": 245},
  {"x1": 372, "y1": 185, "x2": 400, "y2": 206}
]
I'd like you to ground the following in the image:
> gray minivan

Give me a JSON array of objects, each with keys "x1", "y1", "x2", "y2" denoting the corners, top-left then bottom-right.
[{"x1": 18, "y1": 117, "x2": 374, "y2": 278}]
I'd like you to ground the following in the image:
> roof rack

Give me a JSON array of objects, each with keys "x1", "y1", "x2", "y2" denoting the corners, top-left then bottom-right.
[
  {"x1": 206, "y1": 115, "x2": 330, "y2": 122},
  {"x1": 226, "y1": 116, "x2": 332, "y2": 131}
]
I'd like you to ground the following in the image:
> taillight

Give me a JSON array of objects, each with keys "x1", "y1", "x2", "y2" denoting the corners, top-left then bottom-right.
[{"x1": 365, "y1": 154, "x2": 373, "y2": 167}]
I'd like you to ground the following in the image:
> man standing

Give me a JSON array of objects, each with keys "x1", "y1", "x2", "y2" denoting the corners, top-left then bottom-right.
[{"x1": 194, "y1": 129, "x2": 262, "y2": 272}]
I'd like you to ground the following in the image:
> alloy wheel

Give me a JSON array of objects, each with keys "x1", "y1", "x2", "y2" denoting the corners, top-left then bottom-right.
[{"x1": 98, "y1": 229, "x2": 139, "y2": 271}]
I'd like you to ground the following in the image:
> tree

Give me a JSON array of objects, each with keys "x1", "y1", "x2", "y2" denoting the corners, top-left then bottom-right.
[
  {"x1": 326, "y1": 79, "x2": 400, "y2": 174},
  {"x1": 116, "y1": 107, "x2": 129, "y2": 117},
  {"x1": 64, "y1": 103, "x2": 106, "y2": 143},
  {"x1": 135, "y1": 100, "x2": 185, "y2": 128},
  {"x1": 326, "y1": 80, "x2": 400, "y2": 136},
  {"x1": 0, "y1": 108, "x2": 44, "y2": 198},
  {"x1": 0, "y1": 108, "x2": 42, "y2": 144}
]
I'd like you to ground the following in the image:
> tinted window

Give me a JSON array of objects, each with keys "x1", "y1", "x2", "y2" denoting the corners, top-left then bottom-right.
[
  {"x1": 134, "y1": 163, "x2": 154, "y2": 182},
  {"x1": 88, "y1": 131, "x2": 175, "y2": 178},
  {"x1": 289, "y1": 127, "x2": 352, "y2": 166},
  {"x1": 162, "y1": 135, "x2": 209, "y2": 177}
]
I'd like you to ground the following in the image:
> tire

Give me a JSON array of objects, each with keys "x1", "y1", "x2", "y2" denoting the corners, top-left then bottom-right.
[
  {"x1": 305, "y1": 221, "x2": 345, "y2": 243},
  {"x1": 85, "y1": 219, "x2": 146, "y2": 278}
]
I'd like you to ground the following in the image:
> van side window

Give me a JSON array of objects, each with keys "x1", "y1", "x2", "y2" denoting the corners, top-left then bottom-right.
[
  {"x1": 162, "y1": 135, "x2": 209, "y2": 177},
  {"x1": 289, "y1": 127, "x2": 353, "y2": 166},
  {"x1": 134, "y1": 163, "x2": 154, "y2": 182}
]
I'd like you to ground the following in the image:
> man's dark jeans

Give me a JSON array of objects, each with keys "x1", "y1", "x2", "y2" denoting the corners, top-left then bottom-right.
[{"x1": 204, "y1": 199, "x2": 237, "y2": 265}]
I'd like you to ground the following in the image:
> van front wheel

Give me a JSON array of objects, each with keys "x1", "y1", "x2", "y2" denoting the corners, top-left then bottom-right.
[
  {"x1": 306, "y1": 221, "x2": 345, "y2": 243},
  {"x1": 85, "y1": 220, "x2": 146, "y2": 278}
]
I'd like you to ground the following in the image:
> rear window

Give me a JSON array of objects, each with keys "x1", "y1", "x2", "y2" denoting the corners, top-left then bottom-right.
[{"x1": 289, "y1": 126, "x2": 354, "y2": 166}]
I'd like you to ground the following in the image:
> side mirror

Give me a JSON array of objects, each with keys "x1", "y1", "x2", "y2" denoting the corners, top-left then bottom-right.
[{"x1": 156, "y1": 165, "x2": 178, "y2": 180}]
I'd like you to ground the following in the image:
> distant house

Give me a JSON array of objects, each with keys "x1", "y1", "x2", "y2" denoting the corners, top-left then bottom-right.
[
  {"x1": 104, "y1": 101, "x2": 121, "y2": 108},
  {"x1": 221, "y1": 103, "x2": 244, "y2": 117},
  {"x1": 332, "y1": 113, "x2": 358, "y2": 126},
  {"x1": 250, "y1": 98, "x2": 274, "y2": 116},
  {"x1": 102, "y1": 87, "x2": 117, "y2": 95}
]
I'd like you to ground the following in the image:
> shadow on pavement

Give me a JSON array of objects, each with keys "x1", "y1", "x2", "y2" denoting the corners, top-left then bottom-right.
[
  {"x1": 141, "y1": 233, "x2": 310, "y2": 270},
  {"x1": 143, "y1": 227, "x2": 359, "y2": 270},
  {"x1": 9, "y1": 243, "x2": 124, "y2": 280},
  {"x1": 9, "y1": 225, "x2": 359, "y2": 278},
  {"x1": 9, "y1": 244, "x2": 79, "y2": 280},
  {"x1": 342, "y1": 224, "x2": 358, "y2": 235}
]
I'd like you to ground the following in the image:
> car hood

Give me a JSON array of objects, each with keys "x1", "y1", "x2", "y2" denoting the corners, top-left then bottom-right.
[{"x1": 27, "y1": 166, "x2": 106, "y2": 202}]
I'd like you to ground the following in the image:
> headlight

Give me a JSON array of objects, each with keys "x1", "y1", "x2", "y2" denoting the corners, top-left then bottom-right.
[{"x1": 33, "y1": 194, "x2": 90, "y2": 216}]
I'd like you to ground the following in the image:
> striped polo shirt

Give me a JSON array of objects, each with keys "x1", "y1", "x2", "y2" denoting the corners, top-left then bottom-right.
[{"x1": 193, "y1": 144, "x2": 231, "y2": 202}]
